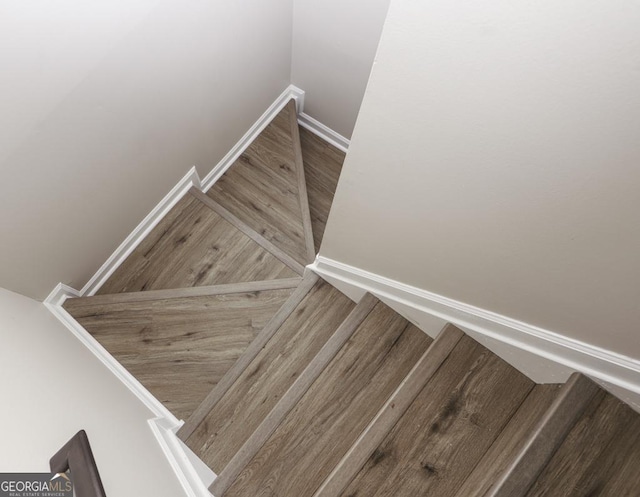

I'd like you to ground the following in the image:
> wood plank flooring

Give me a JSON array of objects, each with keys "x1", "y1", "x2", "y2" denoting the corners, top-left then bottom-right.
[
  {"x1": 340, "y1": 335, "x2": 534, "y2": 497},
  {"x1": 486, "y1": 372, "x2": 601, "y2": 497},
  {"x1": 525, "y1": 391, "x2": 640, "y2": 497},
  {"x1": 314, "y1": 325, "x2": 462, "y2": 497},
  {"x1": 178, "y1": 273, "x2": 320, "y2": 441},
  {"x1": 97, "y1": 194, "x2": 296, "y2": 294},
  {"x1": 207, "y1": 101, "x2": 313, "y2": 265},
  {"x1": 299, "y1": 127, "x2": 345, "y2": 252},
  {"x1": 210, "y1": 294, "x2": 380, "y2": 496},
  {"x1": 64, "y1": 287, "x2": 294, "y2": 420},
  {"x1": 222, "y1": 305, "x2": 433, "y2": 497},
  {"x1": 454, "y1": 384, "x2": 561, "y2": 497},
  {"x1": 185, "y1": 280, "x2": 356, "y2": 473}
]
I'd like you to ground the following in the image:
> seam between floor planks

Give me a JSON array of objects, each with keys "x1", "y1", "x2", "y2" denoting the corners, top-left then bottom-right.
[
  {"x1": 177, "y1": 272, "x2": 320, "y2": 440},
  {"x1": 486, "y1": 372, "x2": 601, "y2": 497},
  {"x1": 312, "y1": 324, "x2": 465, "y2": 497},
  {"x1": 209, "y1": 293, "x2": 380, "y2": 497},
  {"x1": 63, "y1": 278, "x2": 302, "y2": 307},
  {"x1": 288, "y1": 99, "x2": 317, "y2": 263},
  {"x1": 189, "y1": 188, "x2": 305, "y2": 275}
]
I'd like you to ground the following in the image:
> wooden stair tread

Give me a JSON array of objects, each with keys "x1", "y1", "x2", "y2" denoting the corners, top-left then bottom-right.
[
  {"x1": 211, "y1": 293, "x2": 380, "y2": 495},
  {"x1": 219, "y1": 303, "x2": 433, "y2": 497},
  {"x1": 340, "y1": 335, "x2": 534, "y2": 497},
  {"x1": 178, "y1": 272, "x2": 319, "y2": 441},
  {"x1": 206, "y1": 100, "x2": 315, "y2": 266},
  {"x1": 314, "y1": 324, "x2": 464, "y2": 497},
  {"x1": 454, "y1": 383, "x2": 562, "y2": 497},
  {"x1": 299, "y1": 127, "x2": 346, "y2": 252},
  {"x1": 185, "y1": 279, "x2": 356, "y2": 473},
  {"x1": 525, "y1": 390, "x2": 640, "y2": 497},
  {"x1": 485, "y1": 372, "x2": 601, "y2": 497},
  {"x1": 64, "y1": 288, "x2": 294, "y2": 420},
  {"x1": 63, "y1": 278, "x2": 301, "y2": 306},
  {"x1": 190, "y1": 188, "x2": 304, "y2": 275},
  {"x1": 97, "y1": 194, "x2": 297, "y2": 294}
]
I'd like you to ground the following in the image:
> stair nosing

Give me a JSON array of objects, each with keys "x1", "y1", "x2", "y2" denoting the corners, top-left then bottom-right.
[
  {"x1": 177, "y1": 272, "x2": 320, "y2": 441},
  {"x1": 209, "y1": 292, "x2": 380, "y2": 496},
  {"x1": 288, "y1": 99, "x2": 317, "y2": 263},
  {"x1": 189, "y1": 187, "x2": 305, "y2": 275},
  {"x1": 63, "y1": 278, "x2": 303, "y2": 308},
  {"x1": 485, "y1": 372, "x2": 602, "y2": 497},
  {"x1": 311, "y1": 323, "x2": 465, "y2": 497}
]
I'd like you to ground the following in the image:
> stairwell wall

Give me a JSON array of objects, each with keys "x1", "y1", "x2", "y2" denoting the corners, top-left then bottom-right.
[
  {"x1": 0, "y1": 0, "x2": 293, "y2": 300},
  {"x1": 0, "y1": 287, "x2": 185, "y2": 496},
  {"x1": 291, "y1": 0, "x2": 391, "y2": 139},
  {"x1": 320, "y1": 1, "x2": 640, "y2": 365}
]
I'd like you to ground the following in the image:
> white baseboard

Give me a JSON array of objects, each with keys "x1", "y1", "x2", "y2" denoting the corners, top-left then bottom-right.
[
  {"x1": 80, "y1": 166, "x2": 203, "y2": 297},
  {"x1": 149, "y1": 417, "x2": 215, "y2": 497},
  {"x1": 297, "y1": 112, "x2": 350, "y2": 154},
  {"x1": 309, "y1": 255, "x2": 640, "y2": 402},
  {"x1": 200, "y1": 85, "x2": 307, "y2": 192}
]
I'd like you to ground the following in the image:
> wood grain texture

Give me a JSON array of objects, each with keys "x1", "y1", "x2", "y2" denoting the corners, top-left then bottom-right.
[
  {"x1": 289, "y1": 103, "x2": 316, "y2": 261},
  {"x1": 178, "y1": 272, "x2": 319, "y2": 441},
  {"x1": 65, "y1": 288, "x2": 294, "y2": 420},
  {"x1": 341, "y1": 335, "x2": 534, "y2": 497},
  {"x1": 299, "y1": 127, "x2": 345, "y2": 252},
  {"x1": 314, "y1": 324, "x2": 462, "y2": 497},
  {"x1": 487, "y1": 372, "x2": 601, "y2": 497},
  {"x1": 211, "y1": 293, "x2": 380, "y2": 495},
  {"x1": 221, "y1": 304, "x2": 433, "y2": 497},
  {"x1": 97, "y1": 194, "x2": 297, "y2": 294},
  {"x1": 186, "y1": 279, "x2": 356, "y2": 473},
  {"x1": 526, "y1": 391, "x2": 640, "y2": 497},
  {"x1": 454, "y1": 384, "x2": 561, "y2": 497},
  {"x1": 207, "y1": 100, "x2": 312, "y2": 266},
  {"x1": 64, "y1": 278, "x2": 301, "y2": 307},
  {"x1": 190, "y1": 188, "x2": 304, "y2": 275}
]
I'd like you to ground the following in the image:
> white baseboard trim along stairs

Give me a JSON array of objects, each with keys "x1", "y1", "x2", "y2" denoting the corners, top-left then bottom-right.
[{"x1": 309, "y1": 255, "x2": 640, "y2": 412}]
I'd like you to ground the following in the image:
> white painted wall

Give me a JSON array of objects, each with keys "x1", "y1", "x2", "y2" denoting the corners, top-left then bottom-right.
[
  {"x1": 0, "y1": 287, "x2": 184, "y2": 496},
  {"x1": 291, "y1": 0, "x2": 390, "y2": 139},
  {"x1": 321, "y1": 0, "x2": 640, "y2": 360},
  {"x1": 0, "y1": 0, "x2": 293, "y2": 300}
]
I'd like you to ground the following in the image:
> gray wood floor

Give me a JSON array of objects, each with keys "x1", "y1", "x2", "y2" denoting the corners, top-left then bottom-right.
[
  {"x1": 223, "y1": 304, "x2": 433, "y2": 497},
  {"x1": 97, "y1": 194, "x2": 296, "y2": 294},
  {"x1": 454, "y1": 384, "x2": 561, "y2": 497},
  {"x1": 300, "y1": 127, "x2": 345, "y2": 252},
  {"x1": 341, "y1": 335, "x2": 534, "y2": 497},
  {"x1": 525, "y1": 391, "x2": 640, "y2": 497},
  {"x1": 207, "y1": 101, "x2": 314, "y2": 266},
  {"x1": 64, "y1": 286, "x2": 294, "y2": 419},
  {"x1": 186, "y1": 279, "x2": 356, "y2": 473}
]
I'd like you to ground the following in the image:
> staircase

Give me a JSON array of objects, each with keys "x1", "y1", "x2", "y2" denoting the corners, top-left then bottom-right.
[{"x1": 62, "y1": 99, "x2": 640, "y2": 496}]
